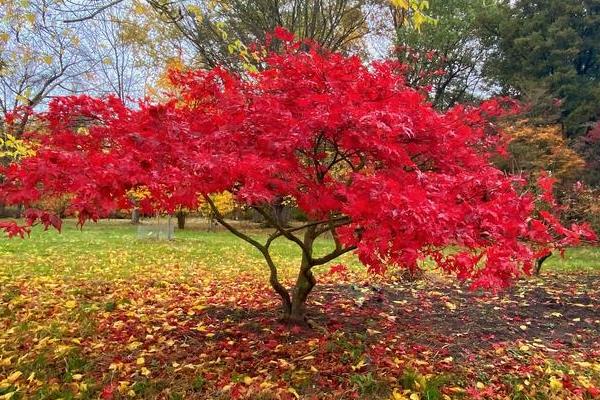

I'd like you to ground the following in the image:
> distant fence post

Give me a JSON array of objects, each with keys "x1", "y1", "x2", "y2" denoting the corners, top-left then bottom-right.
[{"x1": 167, "y1": 215, "x2": 173, "y2": 240}]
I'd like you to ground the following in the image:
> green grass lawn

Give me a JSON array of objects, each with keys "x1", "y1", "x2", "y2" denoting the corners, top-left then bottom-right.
[
  {"x1": 1, "y1": 219, "x2": 598, "y2": 282},
  {"x1": 0, "y1": 219, "x2": 361, "y2": 282}
]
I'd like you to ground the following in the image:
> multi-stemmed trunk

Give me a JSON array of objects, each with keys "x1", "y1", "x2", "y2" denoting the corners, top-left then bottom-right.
[
  {"x1": 271, "y1": 222, "x2": 353, "y2": 324},
  {"x1": 202, "y1": 195, "x2": 354, "y2": 326}
]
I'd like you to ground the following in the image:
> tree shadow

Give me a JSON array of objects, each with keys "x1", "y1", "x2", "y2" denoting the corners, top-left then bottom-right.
[{"x1": 168, "y1": 272, "x2": 600, "y2": 364}]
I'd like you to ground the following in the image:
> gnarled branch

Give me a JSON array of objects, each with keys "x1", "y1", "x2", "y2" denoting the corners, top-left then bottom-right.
[{"x1": 312, "y1": 245, "x2": 357, "y2": 266}]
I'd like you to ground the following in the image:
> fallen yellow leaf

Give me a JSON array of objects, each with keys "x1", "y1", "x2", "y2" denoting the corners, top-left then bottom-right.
[
  {"x1": 444, "y1": 301, "x2": 457, "y2": 311},
  {"x1": 390, "y1": 389, "x2": 408, "y2": 400},
  {"x1": 549, "y1": 376, "x2": 563, "y2": 391},
  {"x1": 352, "y1": 358, "x2": 368, "y2": 371},
  {"x1": 575, "y1": 361, "x2": 591, "y2": 368},
  {"x1": 65, "y1": 300, "x2": 77, "y2": 309},
  {"x1": 6, "y1": 371, "x2": 22, "y2": 383},
  {"x1": 577, "y1": 375, "x2": 591, "y2": 388},
  {"x1": 287, "y1": 387, "x2": 300, "y2": 399},
  {"x1": 127, "y1": 341, "x2": 141, "y2": 351}
]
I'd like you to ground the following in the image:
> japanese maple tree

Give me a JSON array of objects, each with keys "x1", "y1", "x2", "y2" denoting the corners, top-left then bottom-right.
[{"x1": 0, "y1": 32, "x2": 595, "y2": 323}]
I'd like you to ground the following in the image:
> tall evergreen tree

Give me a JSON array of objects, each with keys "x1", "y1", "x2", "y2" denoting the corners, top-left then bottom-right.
[{"x1": 479, "y1": 0, "x2": 600, "y2": 136}]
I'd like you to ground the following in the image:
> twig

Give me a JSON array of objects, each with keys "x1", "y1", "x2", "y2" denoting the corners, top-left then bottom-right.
[{"x1": 63, "y1": 0, "x2": 125, "y2": 23}]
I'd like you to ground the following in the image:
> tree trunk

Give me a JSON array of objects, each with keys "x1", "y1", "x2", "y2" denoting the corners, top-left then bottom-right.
[
  {"x1": 272, "y1": 200, "x2": 291, "y2": 227},
  {"x1": 251, "y1": 208, "x2": 264, "y2": 223},
  {"x1": 15, "y1": 204, "x2": 23, "y2": 219},
  {"x1": 283, "y1": 226, "x2": 317, "y2": 324},
  {"x1": 253, "y1": 197, "x2": 291, "y2": 228},
  {"x1": 288, "y1": 269, "x2": 316, "y2": 324},
  {"x1": 131, "y1": 208, "x2": 140, "y2": 224},
  {"x1": 275, "y1": 278, "x2": 292, "y2": 318},
  {"x1": 534, "y1": 252, "x2": 552, "y2": 275},
  {"x1": 176, "y1": 212, "x2": 186, "y2": 230}
]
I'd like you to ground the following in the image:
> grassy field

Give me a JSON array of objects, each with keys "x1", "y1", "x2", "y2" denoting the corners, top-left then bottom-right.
[
  {"x1": 1, "y1": 219, "x2": 599, "y2": 399},
  {"x1": 1, "y1": 219, "x2": 598, "y2": 281},
  {"x1": 0, "y1": 219, "x2": 361, "y2": 282}
]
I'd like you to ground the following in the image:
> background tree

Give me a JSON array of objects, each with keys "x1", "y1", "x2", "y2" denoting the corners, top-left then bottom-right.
[
  {"x1": 393, "y1": 0, "x2": 492, "y2": 109},
  {"x1": 0, "y1": 1, "x2": 90, "y2": 136},
  {"x1": 1, "y1": 35, "x2": 594, "y2": 324},
  {"x1": 478, "y1": 0, "x2": 600, "y2": 136},
  {"x1": 63, "y1": 0, "x2": 436, "y2": 67},
  {"x1": 106, "y1": 0, "x2": 194, "y2": 87},
  {"x1": 497, "y1": 122, "x2": 586, "y2": 185},
  {"x1": 60, "y1": 0, "x2": 376, "y2": 72},
  {"x1": 494, "y1": 121, "x2": 592, "y2": 273},
  {"x1": 562, "y1": 183, "x2": 600, "y2": 235},
  {"x1": 570, "y1": 123, "x2": 600, "y2": 233},
  {"x1": 199, "y1": 192, "x2": 235, "y2": 231},
  {"x1": 575, "y1": 122, "x2": 600, "y2": 186},
  {"x1": 77, "y1": 4, "x2": 151, "y2": 101}
]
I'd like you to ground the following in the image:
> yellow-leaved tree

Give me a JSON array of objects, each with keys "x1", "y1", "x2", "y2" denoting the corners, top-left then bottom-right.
[
  {"x1": 126, "y1": 187, "x2": 152, "y2": 224},
  {"x1": 390, "y1": 0, "x2": 437, "y2": 31},
  {"x1": 199, "y1": 192, "x2": 236, "y2": 231},
  {"x1": 496, "y1": 121, "x2": 591, "y2": 273},
  {"x1": 0, "y1": 133, "x2": 35, "y2": 161},
  {"x1": 499, "y1": 122, "x2": 585, "y2": 184}
]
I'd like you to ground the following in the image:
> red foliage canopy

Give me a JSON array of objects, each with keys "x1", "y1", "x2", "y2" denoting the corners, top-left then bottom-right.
[{"x1": 0, "y1": 37, "x2": 595, "y2": 289}]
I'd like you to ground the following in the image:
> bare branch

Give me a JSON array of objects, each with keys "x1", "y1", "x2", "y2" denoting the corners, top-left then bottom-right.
[
  {"x1": 264, "y1": 219, "x2": 320, "y2": 247},
  {"x1": 315, "y1": 215, "x2": 352, "y2": 237},
  {"x1": 203, "y1": 195, "x2": 265, "y2": 251},
  {"x1": 312, "y1": 245, "x2": 357, "y2": 266},
  {"x1": 253, "y1": 205, "x2": 311, "y2": 259},
  {"x1": 63, "y1": 0, "x2": 125, "y2": 23}
]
